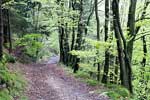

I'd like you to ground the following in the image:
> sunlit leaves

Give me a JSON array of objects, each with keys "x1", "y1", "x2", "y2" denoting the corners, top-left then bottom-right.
[
  {"x1": 85, "y1": 38, "x2": 111, "y2": 49},
  {"x1": 70, "y1": 50, "x2": 96, "y2": 58},
  {"x1": 15, "y1": 33, "x2": 44, "y2": 59}
]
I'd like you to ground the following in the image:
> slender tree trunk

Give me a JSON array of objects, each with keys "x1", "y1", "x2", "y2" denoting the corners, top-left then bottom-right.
[
  {"x1": 114, "y1": 57, "x2": 119, "y2": 84},
  {"x1": 85, "y1": 0, "x2": 94, "y2": 36},
  {"x1": 58, "y1": 0, "x2": 67, "y2": 64},
  {"x1": 7, "y1": 10, "x2": 12, "y2": 53},
  {"x1": 95, "y1": 0, "x2": 100, "y2": 41},
  {"x1": 127, "y1": 0, "x2": 137, "y2": 62},
  {"x1": 70, "y1": 0, "x2": 76, "y2": 65},
  {"x1": 70, "y1": 18, "x2": 76, "y2": 65},
  {"x1": 73, "y1": 0, "x2": 84, "y2": 73},
  {"x1": 71, "y1": 0, "x2": 76, "y2": 51},
  {"x1": 59, "y1": 23, "x2": 65, "y2": 63},
  {"x1": 64, "y1": 23, "x2": 70, "y2": 65},
  {"x1": 3, "y1": 9, "x2": 8, "y2": 45},
  {"x1": 35, "y1": 4, "x2": 40, "y2": 32},
  {"x1": 0, "y1": 1, "x2": 3, "y2": 60},
  {"x1": 94, "y1": 0, "x2": 101, "y2": 81},
  {"x1": 141, "y1": 36, "x2": 147, "y2": 67},
  {"x1": 102, "y1": 0, "x2": 110, "y2": 83}
]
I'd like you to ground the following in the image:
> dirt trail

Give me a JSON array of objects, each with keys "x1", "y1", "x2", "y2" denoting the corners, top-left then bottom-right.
[{"x1": 20, "y1": 56, "x2": 109, "y2": 100}]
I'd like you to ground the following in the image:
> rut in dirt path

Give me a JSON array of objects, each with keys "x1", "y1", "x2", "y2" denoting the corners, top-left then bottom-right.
[{"x1": 22, "y1": 56, "x2": 109, "y2": 100}]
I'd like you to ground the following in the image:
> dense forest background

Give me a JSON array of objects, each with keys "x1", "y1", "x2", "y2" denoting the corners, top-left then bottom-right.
[{"x1": 0, "y1": 0, "x2": 150, "y2": 100}]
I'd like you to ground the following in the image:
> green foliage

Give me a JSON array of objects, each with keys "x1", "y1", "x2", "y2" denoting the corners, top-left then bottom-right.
[
  {"x1": 85, "y1": 79, "x2": 99, "y2": 86},
  {"x1": 0, "y1": 89, "x2": 14, "y2": 100},
  {"x1": 133, "y1": 66, "x2": 150, "y2": 100},
  {"x1": 107, "y1": 91, "x2": 121, "y2": 100},
  {"x1": 74, "y1": 71, "x2": 91, "y2": 79},
  {"x1": 70, "y1": 50, "x2": 96, "y2": 58},
  {"x1": 132, "y1": 39, "x2": 150, "y2": 99},
  {"x1": 4, "y1": 52, "x2": 16, "y2": 63},
  {"x1": 0, "y1": 58, "x2": 26, "y2": 100},
  {"x1": 15, "y1": 33, "x2": 44, "y2": 61},
  {"x1": 106, "y1": 84, "x2": 130, "y2": 100},
  {"x1": 69, "y1": 38, "x2": 114, "y2": 81},
  {"x1": 69, "y1": 68, "x2": 100, "y2": 86}
]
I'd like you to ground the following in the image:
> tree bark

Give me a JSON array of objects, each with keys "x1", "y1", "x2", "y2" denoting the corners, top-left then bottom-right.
[
  {"x1": 94, "y1": 0, "x2": 101, "y2": 81},
  {"x1": 127, "y1": 0, "x2": 137, "y2": 62},
  {"x1": 64, "y1": 23, "x2": 70, "y2": 65},
  {"x1": 0, "y1": 1, "x2": 3, "y2": 60},
  {"x1": 102, "y1": 0, "x2": 110, "y2": 83},
  {"x1": 85, "y1": 0, "x2": 94, "y2": 36},
  {"x1": 141, "y1": 36, "x2": 147, "y2": 67},
  {"x1": 59, "y1": 23, "x2": 65, "y2": 63},
  {"x1": 112, "y1": 0, "x2": 132, "y2": 93},
  {"x1": 73, "y1": 0, "x2": 84, "y2": 73},
  {"x1": 7, "y1": 9, "x2": 12, "y2": 53}
]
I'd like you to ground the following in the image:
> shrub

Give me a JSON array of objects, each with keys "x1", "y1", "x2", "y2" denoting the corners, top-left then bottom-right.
[{"x1": 15, "y1": 33, "x2": 43, "y2": 62}]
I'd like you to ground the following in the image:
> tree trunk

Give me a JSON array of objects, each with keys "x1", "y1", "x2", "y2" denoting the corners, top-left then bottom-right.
[
  {"x1": 102, "y1": 0, "x2": 110, "y2": 83},
  {"x1": 73, "y1": 0, "x2": 84, "y2": 73},
  {"x1": 85, "y1": 0, "x2": 94, "y2": 36},
  {"x1": 0, "y1": 1, "x2": 3, "y2": 60},
  {"x1": 94, "y1": 0, "x2": 101, "y2": 81},
  {"x1": 141, "y1": 36, "x2": 147, "y2": 67},
  {"x1": 70, "y1": 0, "x2": 76, "y2": 65},
  {"x1": 112, "y1": 0, "x2": 132, "y2": 93},
  {"x1": 59, "y1": 23, "x2": 65, "y2": 63},
  {"x1": 63, "y1": 23, "x2": 70, "y2": 65},
  {"x1": 127, "y1": 0, "x2": 137, "y2": 62},
  {"x1": 7, "y1": 10, "x2": 12, "y2": 53}
]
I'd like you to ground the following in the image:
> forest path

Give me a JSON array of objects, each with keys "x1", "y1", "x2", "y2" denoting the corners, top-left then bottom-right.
[{"x1": 20, "y1": 56, "x2": 109, "y2": 100}]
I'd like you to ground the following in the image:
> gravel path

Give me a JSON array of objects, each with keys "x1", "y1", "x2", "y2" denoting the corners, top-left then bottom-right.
[{"x1": 20, "y1": 56, "x2": 109, "y2": 100}]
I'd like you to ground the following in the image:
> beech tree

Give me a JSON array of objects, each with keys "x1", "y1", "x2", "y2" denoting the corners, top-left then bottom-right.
[{"x1": 112, "y1": 0, "x2": 133, "y2": 93}]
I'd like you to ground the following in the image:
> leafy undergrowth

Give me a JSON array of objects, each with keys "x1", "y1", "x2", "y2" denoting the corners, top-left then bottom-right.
[
  {"x1": 0, "y1": 54, "x2": 27, "y2": 100},
  {"x1": 104, "y1": 84, "x2": 130, "y2": 100}
]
